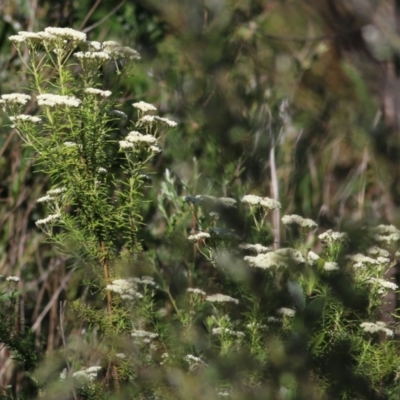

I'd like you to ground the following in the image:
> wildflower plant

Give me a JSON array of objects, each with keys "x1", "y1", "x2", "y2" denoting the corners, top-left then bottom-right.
[{"x1": 3, "y1": 27, "x2": 400, "y2": 400}]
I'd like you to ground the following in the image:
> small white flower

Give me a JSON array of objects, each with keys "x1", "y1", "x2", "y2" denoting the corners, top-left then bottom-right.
[
  {"x1": 98, "y1": 167, "x2": 107, "y2": 174},
  {"x1": 35, "y1": 213, "x2": 61, "y2": 226},
  {"x1": 132, "y1": 101, "x2": 156, "y2": 113},
  {"x1": 244, "y1": 248, "x2": 304, "y2": 269},
  {"x1": 102, "y1": 41, "x2": 140, "y2": 60},
  {"x1": 185, "y1": 354, "x2": 207, "y2": 366},
  {"x1": 131, "y1": 330, "x2": 158, "y2": 339},
  {"x1": 37, "y1": 195, "x2": 54, "y2": 203},
  {"x1": 9, "y1": 35, "x2": 27, "y2": 44},
  {"x1": 106, "y1": 279, "x2": 143, "y2": 298},
  {"x1": 150, "y1": 145, "x2": 162, "y2": 153},
  {"x1": 206, "y1": 294, "x2": 239, "y2": 305},
  {"x1": 368, "y1": 278, "x2": 398, "y2": 292},
  {"x1": 86, "y1": 41, "x2": 102, "y2": 50},
  {"x1": 155, "y1": 116, "x2": 178, "y2": 127},
  {"x1": 346, "y1": 254, "x2": 379, "y2": 269},
  {"x1": 367, "y1": 246, "x2": 390, "y2": 258},
  {"x1": 126, "y1": 131, "x2": 157, "y2": 144},
  {"x1": 239, "y1": 243, "x2": 271, "y2": 253},
  {"x1": 277, "y1": 307, "x2": 295, "y2": 317},
  {"x1": 187, "y1": 232, "x2": 211, "y2": 242},
  {"x1": 119, "y1": 140, "x2": 134, "y2": 149},
  {"x1": 44, "y1": 27, "x2": 86, "y2": 42},
  {"x1": 37, "y1": 94, "x2": 81, "y2": 107},
  {"x1": 212, "y1": 328, "x2": 245, "y2": 338},
  {"x1": 116, "y1": 353, "x2": 126, "y2": 359},
  {"x1": 6, "y1": 276, "x2": 20, "y2": 283},
  {"x1": 282, "y1": 214, "x2": 317, "y2": 229},
  {"x1": 138, "y1": 115, "x2": 156, "y2": 124},
  {"x1": 74, "y1": 51, "x2": 111, "y2": 60},
  {"x1": 360, "y1": 321, "x2": 393, "y2": 337},
  {"x1": 259, "y1": 197, "x2": 281, "y2": 210},
  {"x1": 323, "y1": 261, "x2": 339, "y2": 271},
  {"x1": 187, "y1": 288, "x2": 206, "y2": 296},
  {"x1": 318, "y1": 230, "x2": 348, "y2": 245},
  {"x1": 1, "y1": 93, "x2": 31, "y2": 105},
  {"x1": 9, "y1": 115, "x2": 41, "y2": 123},
  {"x1": 307, "y1": 251, "x2": 320, "y2": 265},
  {"x1": 84, "y1": 88, "x2": 112, "y2": 97},
  {"x1": 241, "y1": 194, "x2": 262, "y2": 205},
  {"x1": 47, "y1": 187, "x2": 67, "y2": 195}
]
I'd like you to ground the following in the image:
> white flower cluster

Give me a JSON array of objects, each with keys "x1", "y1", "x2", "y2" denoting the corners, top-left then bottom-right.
[
  {"x1": 188, "y1": 232, "x2": 211, "y2": 242},
  {"x1": 241, "y1": 194, "x2": 281, "y2": 211},
  {"x1": 44, "y1": 27, "x2": 86, "y2": 42},
  {"x1": 154, "y1": 116, "x2": 178, "y2": 127},
  {"x1": 47, "y1": 187, "x2": 67, "y2": 195},
  {"x1": 72, "y1": 366, "x2": 101, "y2": 382},
  {"x1": 6, "y1": 276, "x2": 20, "y2": 283},
  {"x1": 360, "y1": 321, "x2": 393, "y2": 337},
  {"x1": 37, "y1": 195, "x2": 54, "y2": 203},
  {"x1": 35, "y1": 213, "x2": 61, "y2": 226},
  {"x1": 277, "y1": 307, "x2": 296, "y2": 317},
  {"x1": 119, "y1": 131, "x2": 158, "y2": 150},
  {"x1": 10, "y1": 28, "x2": 86, "y2": 47},
  {"x1": 205, "y1": 294, "x2": 239, "y2": 305},
  {"x1": 0, "y1": 93, "x2": 31, "y2": 105},
  {"x1": 212, "y1": 327, "x2": 245, "y2": 338},
  {"x1": 84, "y1": 88, "x2": 112, "y2": 97},
  {"x1": 187, "y1": 288, "x2": 206, "y2": 296},
  {"x1": 367, "y1": 246, "x2": 389, "y2": 257},
  {"x1": 185, "y1": 354, "x2": 208, "y2": 366},
  {"x1": 318, "y1": 230, "x2": 348, "y2": 246},
  {"x1": 37, "y1": 94, "x2": 81, "y2": 107},
  {"x1": 131, "y1": 330, "x2": 158, "y2": 344},
  {"x1": 323, "y1": 261, "x2": 339, "y2": 271},
  {"x1": 132, "y1": 276, "x2": 158, "y2": 287},
  {"x1": 373, "y1": 224, "x2": 400, "y2": 244},
  {"x1": 281, "y1": 214, "x2": 318, "y2": 229},
  {"x1": 9, "y1": 115, "x2": 41, "y2": 123},
  {"x1": 307, "y1": 251, "x2": 320, "y2": 265},
  {"x1": 239, "y1": 243, "x2": 270, "y2": 254},
  {"x1": 368, "y1": 278, "x2": 398, "y2": 293},
  {"x1": 102, "y1": 40, "x2": 140, "y2": 60},
  {"x1": 133, "y1": 101, "x2": 156, "y2": 113},
  {"x1": 244, "y1": 248, "x2": 304, "y2": 269},
  {"x1": 137, "y1": 115, "x2": 178, "y2": 127},
  {"x1": 74, "y1": 51, "x2": 111, "y2": 61},
  {"x1": 346, "y1": 253, "x2": 379, "y2": 269},
  {"x1": 106, "y1": 278, "x2": 143, "y2": 300},
  {"x1": 37, "y1": 187, "x2": 66, "y2": 203}
]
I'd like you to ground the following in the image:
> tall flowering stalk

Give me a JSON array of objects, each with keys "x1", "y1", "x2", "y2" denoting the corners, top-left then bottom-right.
[{"x1": 2, "y1": 27, "x2": 176, "y2": 390}]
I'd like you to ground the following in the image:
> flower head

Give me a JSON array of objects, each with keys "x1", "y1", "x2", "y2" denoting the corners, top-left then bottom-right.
[
  {"x1": 282, "y1": 214, "x2": 317, "y2": 229},
  {"x1": 84, "y1": 88, "x2": 112, "y2": 97},
  {"x1": 132, "y1": 101, "x2": 156, "y2": 113},
  {"x1": 206, "y1": 294, "x2": 239, "y2": 305},
  {"x1": 277, "y1": 307, "x2": 296, "y2": 317},
  {"x1": 37, "y1": 94, "x2": 81, "y2": 107},
  {"x1": 44, "y1": 27, "x2": 86, "y2": 42},
  {"x1": 1, "y1": 93, "x2": 31, "y2": 105}
]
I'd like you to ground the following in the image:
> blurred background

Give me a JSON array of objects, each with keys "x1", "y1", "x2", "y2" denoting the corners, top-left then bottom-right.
[{"x1": 1, "y1": 0, "x2": 400, "y2": 393}]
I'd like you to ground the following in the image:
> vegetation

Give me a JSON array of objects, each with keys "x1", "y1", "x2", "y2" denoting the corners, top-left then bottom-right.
[{"x1": 1, "y1": 1, "x2": 400, "y2": 399}]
